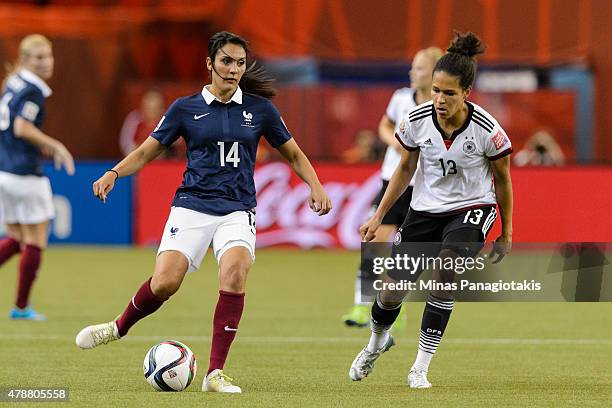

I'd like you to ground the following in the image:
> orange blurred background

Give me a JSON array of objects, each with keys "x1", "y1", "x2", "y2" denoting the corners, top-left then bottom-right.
[{"x1": 0, "y1": 0, "x2": 607, "y2": 162}]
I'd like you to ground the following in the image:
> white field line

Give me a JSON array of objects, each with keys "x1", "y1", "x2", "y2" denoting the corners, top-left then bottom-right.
[{"x1": 0, "y1": 334, "x2": 611, "y2": 345}]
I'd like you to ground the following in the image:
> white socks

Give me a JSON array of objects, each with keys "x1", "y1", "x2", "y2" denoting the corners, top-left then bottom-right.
[
  {"x1": 366, "y1": 330, "x2": 390, "y2": 352},
  {"x1": 412, "y1": 349, "x2": 433, "y2": 371}
]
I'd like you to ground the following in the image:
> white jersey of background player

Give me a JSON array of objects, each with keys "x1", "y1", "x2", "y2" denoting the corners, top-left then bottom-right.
[
  {"x1": 396, "y1": 99, "x2": 512, "y2": 213},
  {"x1": 379, "y1": 47, "x2": 444, "y2": 183},
  {"x1": 380, "y1": 88, "x2": 417, "y2": 181}
]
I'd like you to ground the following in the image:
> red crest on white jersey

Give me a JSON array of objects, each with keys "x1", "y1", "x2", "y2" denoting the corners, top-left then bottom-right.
[
  {"x1": 492, "y1": 130, "x2": 508, "y2": 150},
  {"x1": 398, "y1": 119, "x2": 407, "y2": 134}
]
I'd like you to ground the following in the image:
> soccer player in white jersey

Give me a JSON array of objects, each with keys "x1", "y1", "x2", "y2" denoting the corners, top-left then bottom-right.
[
  {"x1": 349, "y1": 32, "x2": 513, "y2": 388},
  {"x1": 0, "y1": 34, "x2": 75, "y2": 321},
  {"x1": 342, "y1": 47, "x2": 443, "y2": 328}
]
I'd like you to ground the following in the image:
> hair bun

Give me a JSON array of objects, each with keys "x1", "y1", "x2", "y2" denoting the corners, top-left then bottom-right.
[{"x1": 447, "y1": 31, "x2": 485, "y2": 58}]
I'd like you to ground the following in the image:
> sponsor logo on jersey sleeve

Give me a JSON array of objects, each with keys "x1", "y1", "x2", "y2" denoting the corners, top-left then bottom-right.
[
  {"x1": 21, "y1": 101, "x2": 40, "y2": 121},
  {"x1": 491, "y1": 130, "x2": 509, "y2": 150},
  {"x1": 398, "y1": 118, "x2": 407, "y2": 135}
]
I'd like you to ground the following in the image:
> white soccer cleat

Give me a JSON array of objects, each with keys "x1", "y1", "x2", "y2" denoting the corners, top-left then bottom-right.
[
  {"x1": 75, "y1": 321, "x2": 120, "y2": 349},
  {"x1": 408, "y1": 367, "x2": 432, "y2": 388},
  {"x1": 349, "y1": 335, "x2": 395, "y2": 381},
  {"x1": 203, "y1": 369, "x2": 242, "y2": 393}
]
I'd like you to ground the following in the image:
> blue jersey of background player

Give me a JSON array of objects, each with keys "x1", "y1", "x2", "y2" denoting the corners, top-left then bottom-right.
[
  {"x1": 151, "y1": 85, "x2": 291, "y2": 216},
  {"x1": 0, "y1": 68, "x2": 47, "y2": 176},
  {"x1": 79, "y1": 31, "x2": 332, "y2": 394},
  {"x1": 0, "y1": 34, "x2": 74, "y2": 321}
]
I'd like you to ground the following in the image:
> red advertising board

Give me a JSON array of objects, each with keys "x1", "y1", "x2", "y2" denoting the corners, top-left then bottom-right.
[{"x1": 135, "y1": 162, "x2": 612, "y2": 247}]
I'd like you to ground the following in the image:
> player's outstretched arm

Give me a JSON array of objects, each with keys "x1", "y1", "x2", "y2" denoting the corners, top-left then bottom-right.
[
  {"x1": 276, "y1": 138, "x2": 332, "y2": 216},
  {"x1": 14, "y1": 116, "x2": 75, "y2": 175},
  {"x1": 93, "y1": 136, "x2": 165, "y2": 203},
  {"x1": 490, "y1": 155, "x2": 513, "y2": 263},
  {"x1": 360, "y1": 148, "x2": 418, "y2": 241}
]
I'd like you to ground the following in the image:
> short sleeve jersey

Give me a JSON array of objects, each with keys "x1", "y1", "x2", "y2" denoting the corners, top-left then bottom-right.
[
  {"x1": 380, "y1": 88, "x2": 417, "y2": 181},
  {"x1": 151, "y1": 86, "x2": 292, "y2": 216},
  {"x1": 0, "y1": 69, "x2": 51, "y2": 176},
  {"x1": 395, "y1": 101, "x2": 512, "y2": 214}
]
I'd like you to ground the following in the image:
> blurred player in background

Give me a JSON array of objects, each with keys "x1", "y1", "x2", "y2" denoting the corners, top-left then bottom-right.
[
  {"x1": 0, "y1": 34, "x2": 75, "y2": 321},
  {"x1": 119, "y1": 89, "x2": 186, "y2": 159},
  {"x1": 350, "y1": 32, "x2": 513, "y2": 388},
  {"x1": 76, "y1": 31, "x2": 331, "y2": 394},
  {"x1": 119, "y1": 88, "x2": 165, "y2": 156},
  {"x1": 342, "y1": 47, "x2": 443, "y2": 328}
]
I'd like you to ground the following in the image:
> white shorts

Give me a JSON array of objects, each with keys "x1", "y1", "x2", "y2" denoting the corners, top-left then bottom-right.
[
  {"x1": 157, "y1": 206, "x2": 256, "y2": 273},
  {"x1": 0, "y1": 171, "x2": 55, "y2": 225}
]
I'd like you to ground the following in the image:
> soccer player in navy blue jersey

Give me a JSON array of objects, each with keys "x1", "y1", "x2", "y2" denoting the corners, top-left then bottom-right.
[
  {"x1": 76, "y1": 31, "x2": 332, "y2": 393},
  {"x1": 0, "y1": 34, "x2": 75, "y2": 321}
]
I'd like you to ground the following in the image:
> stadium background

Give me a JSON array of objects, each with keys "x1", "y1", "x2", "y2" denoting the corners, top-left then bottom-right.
[
  {"x1": 0, "y1": 1, "x2": 611, "y2": 406},
  {"x1": 1, "y1": 0, "x2": 611, "y2": 246}
]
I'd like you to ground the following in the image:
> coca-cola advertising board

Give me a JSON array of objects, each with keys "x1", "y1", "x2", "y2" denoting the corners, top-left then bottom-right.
[
  {"x1": 134, "y1": 162, "x2": 381, "y2": 249},
  {"x1": 135, "y1": 162, "x2": 612, "y2": 247}
]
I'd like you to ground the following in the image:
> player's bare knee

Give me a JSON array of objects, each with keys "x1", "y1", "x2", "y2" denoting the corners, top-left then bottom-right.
[
  {"x1": 6, "y1": 224, "x2": 22, "y2": 242},
  {"x1": 379, "y1": 289, "x2": 406, "y2": 306},
  {"x1": 431, "y1": 249, "x2": 458, "y2": 299},
  {"x1": 438, "y1": 248, "x2": 459, "y2": 260},
  {"x1": 150, "y1": 274, "x2": 182, "y2": 298},
  {"x1": 151, "y1": 251, "x2": 189, "y2": 297},
  {"x1": 20, "y1": 223, "x2": 49, "y2": 249},
  {"x1": 219, "y1": 246, "x2": 252, "y2": 281},
  {"x1": 430, "y1": 274, "x2": 454, "y2": 298},
  {"x1": 219, "y1": 247, "x2": 252, "y2": 292},
  {"x1": 151, "y1": 265, "x2": 185, "y2": 298},
  {"x1": 219, "y1": 260, "x2": 250, "y2": 292},
  {"x1": 438, "y1": 249, "x2": 460, "y2": 275}
]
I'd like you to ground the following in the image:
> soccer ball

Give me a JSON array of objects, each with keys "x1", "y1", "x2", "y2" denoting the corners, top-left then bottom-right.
[{"x1": 143, "y1": 340, "x2": 197, "y2": 391}]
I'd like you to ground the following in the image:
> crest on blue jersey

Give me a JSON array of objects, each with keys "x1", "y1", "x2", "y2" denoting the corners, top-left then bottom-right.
[{"x1": 241, "y1": 110, "x2": 254, "y2": 128}]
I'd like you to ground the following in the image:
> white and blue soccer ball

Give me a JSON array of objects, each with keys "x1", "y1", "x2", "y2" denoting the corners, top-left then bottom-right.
[{"x1": 143, "y1": 340, "x2": 197, "y2": 391}]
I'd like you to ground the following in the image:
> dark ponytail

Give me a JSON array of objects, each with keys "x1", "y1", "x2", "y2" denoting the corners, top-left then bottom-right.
[
  {"x1": 433, "y1": 31, "x2": 485, "y2": 90},
  {"x1": 240, "y1": 61, "x2": 276, "y2": 99},
  {"x1": 208, "y1": 31, "x2": 276, "y2": 99}
]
